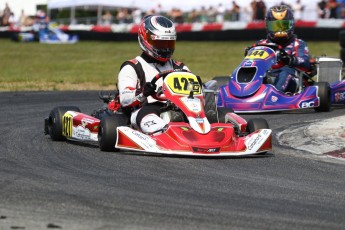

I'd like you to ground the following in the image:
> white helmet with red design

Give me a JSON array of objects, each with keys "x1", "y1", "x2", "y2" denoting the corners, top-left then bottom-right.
[{"x1": 138, "y1": 15, "x2": 176, "y2": 63}]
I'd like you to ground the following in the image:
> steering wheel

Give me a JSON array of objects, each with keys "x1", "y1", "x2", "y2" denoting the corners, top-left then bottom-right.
[
  {"x1": 150, "y1": 69, "x2": 191, "y2": 101},
  {"x1": 249, "y1": 42, "x2": 290, "y2": 63}
]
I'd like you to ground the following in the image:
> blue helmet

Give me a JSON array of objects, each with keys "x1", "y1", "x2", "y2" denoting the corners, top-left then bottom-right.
[{"x1": 265, "y1": 5, "x2": 294, "y2": 44}]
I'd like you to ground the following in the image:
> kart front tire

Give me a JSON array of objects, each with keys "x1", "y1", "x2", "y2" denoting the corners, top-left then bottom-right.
[
  {"x1": 47, "y1": 106, "x2": 81, "y2": 141},
  {"x1": 204, "y1": 91, "x2": 218, "y2": 123},
  {"x1": 314, "y1": 82, "x2": 331, "y2": 112},
  {"x1": 98, "y1": 114, "x2": 128, "y2": 152},
  {"x1": 246, "y1": 118, "x2": 269, "y2": 134}
]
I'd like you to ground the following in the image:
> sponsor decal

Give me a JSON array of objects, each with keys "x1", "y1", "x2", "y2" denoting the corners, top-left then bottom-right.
[
  {"x1": 181, "y1": 97, "x2": 202, "y2": 113},
  {"x1": 131, "y1": 130, "x2": 156, "y2": 149},
  {"x1": 121, "y1": 90, "x2": 134, "y2": 94},
  {"x1": 151, "y1": 35, "x2": 175, "y2": 40},
  {"x1": 271, "y1": 96, "x2": 278, "y2": 102},
  {"x1": 262, "y1": 129, "x2": 269, "y2": 135},
  {"x1": 81, "y1": 118, "x2": 95, "y2": 128},
  {"x1": 245, "y1": 133, "x2": 265, "y2": 151},
  {"x1": 244, "y1": 61, "x2": 253, "y2": 67},
  {"x1": 62, "y1": 113, "x2": 73, "y2": 137},
  {"x1": 143, "y1": 120, "x2": 157, "y2": 127},
  {"x1": 192, "y1": 147, "x2": 220, "y2": 153},
  {"x1": 299, "y1": 100, "x2": 315, "y2": 108},
  {"x1": 195, "y1": 118, "x2": 204, "y2": 124},
  {"x1": 74, "y1": 125, "x2": 91, "y2": 140},
  {"x1": 132, "y1": 130, "x2": 149, "y2": 141},
  {"x1": 335, "y1": 92, "x2": 345, "y2": 102}
]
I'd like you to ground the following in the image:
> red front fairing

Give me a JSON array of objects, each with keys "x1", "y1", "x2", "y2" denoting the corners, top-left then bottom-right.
[
  {"x1": 152, "y1": 122, "x2": 246, "y2": 153},
  {"x1": 62, "y1": 111, "x2": 100, "y2": 141},
  {"x1": 72, "y1": 113, "x2": 100, "y2": 133}
]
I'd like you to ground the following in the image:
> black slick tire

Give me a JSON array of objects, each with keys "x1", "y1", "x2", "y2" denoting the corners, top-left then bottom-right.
[
  {"x1": 47, "y1": 106, "x2": 81, "y2": 141},
  {"x1": 98, "y1": 114, "x2": 128, "y2": 152},
  {"x1": 314, "y1": 82, "x2": 331, "y2": 112},
  {"x1": 246, "y1": 118, "x2": 269, "y2": 133}
]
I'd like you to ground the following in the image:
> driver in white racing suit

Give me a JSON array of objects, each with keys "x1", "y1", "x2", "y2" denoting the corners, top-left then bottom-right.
[{"x1": 118, "y1": 15, "x2": 190, "y2": 134}]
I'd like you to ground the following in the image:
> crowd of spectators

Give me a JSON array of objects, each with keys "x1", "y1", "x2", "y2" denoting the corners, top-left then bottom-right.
[
  {"x1": 0, "y1": 0, "x2": 345, "y2": 28},
  {"x1": 99, "y1": 0, "x2": 345, "y2": 25},
  {"x1": 0, "y1": 3, "x2": 35, "y2": 27},
  {"x1": 318, "y1": 0, "x2": 345, "y2": 19}
]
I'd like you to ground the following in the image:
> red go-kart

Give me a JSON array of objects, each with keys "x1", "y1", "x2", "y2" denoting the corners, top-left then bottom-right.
[{"x1": 44, "y1": 70, "x2": 272, "y2": 157}]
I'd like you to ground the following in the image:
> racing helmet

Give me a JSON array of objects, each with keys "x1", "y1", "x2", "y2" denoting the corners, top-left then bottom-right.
[
  {"x1": 265, "y1": 5, "x2": 294, "y2": 44},
  {"x1": 138, "y1": 15, "x2": 176, "y2": 63}
]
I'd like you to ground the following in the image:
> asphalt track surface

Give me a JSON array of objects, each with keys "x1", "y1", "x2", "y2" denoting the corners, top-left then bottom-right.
[{"x1": 1, "y1": 91, "x2": 345, "y2": 230}]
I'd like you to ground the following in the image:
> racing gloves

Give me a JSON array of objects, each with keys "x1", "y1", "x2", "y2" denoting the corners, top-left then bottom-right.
[
  {"x1": 142, "y1": 82, "x2": 157, "y2": 97},
  {"x1": 280, "y1": 53, "x2": 298, "y2": 67}
]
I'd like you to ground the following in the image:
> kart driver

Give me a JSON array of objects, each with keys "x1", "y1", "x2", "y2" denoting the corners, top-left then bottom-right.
[
  {"x1": 250, "y1": 5, "x2": 311, "y2": 94},
  {"x1": 117, "y1": 15, "x2": 191, "y2": 134}
]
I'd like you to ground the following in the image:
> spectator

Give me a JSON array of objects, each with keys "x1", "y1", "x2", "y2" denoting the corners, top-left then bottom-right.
[
  {"x1": 168, "y1": 8, "x2": 184, "y2": 24},
  {"x1": 292, "y1": 0, "x2": 304, "y2": 21},
  {"x1": 2, "y1": 2, "x2": 11, "y2": 26},
  {"x1": 188, "y1": 9, "x2": 199, "y2": 23},
  {"x1": 230, "y1": 1, "x2": 241, "y2": 21},
  {"x1": 254, "y1": 0, "x2": 267, "y2": 21},
  {"x1": 34, "y1": 9, "x2": 49, "y2": 30},
  {"x1": 250, "y1": 0, "x2": 257, "y2": 21},
  {"x1": 338, "y1": 0, "x2": 345, "y2": 18},
  {"x1": 243, "y1": 0, "x2": 255, "y2": 22},
  {"x1": 328, "y1": 0, "x2": 339, "y2": 18},
  {"x1": 102, "y1": 10, "x2": 113, "y2": 25},
  {"x1": 8, "y1": 12, "x2": 16, "y2": 27},
  {"x1": 116, "y1": 8, "x2": 128, "y2": 24},
  {"x1": 240, "y1": 0, "x2": 256, "y2": 22},
  {"x1": 198, "y1": 6, "x2": 208, "y2": 23},
  {"x1": 132, "y1": 7, "x2": 142, "y2": 24},
  {"x1": 18, "y1": 9, "x2": 27, "y2": 26},
  {"x1": 318, "y1": 0, "x2": 328, "y2": 18},
  {"x1": 206, "y1": 6, "x2": 217, "y2": 23},
  {"x1": 216, "y1": 3, "x2": 226, "y2": 23},
  {"x1": 174, "y1": 8, "x2": 184, "y2": 24},
  {"x1": 153, "y1": 4, "x2": 162, "y2": 15}
]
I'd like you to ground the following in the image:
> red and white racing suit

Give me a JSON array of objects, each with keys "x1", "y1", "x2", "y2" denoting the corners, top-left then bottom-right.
[{"x1": 118, "y1": 53, "x2": 189, "y2": 134}]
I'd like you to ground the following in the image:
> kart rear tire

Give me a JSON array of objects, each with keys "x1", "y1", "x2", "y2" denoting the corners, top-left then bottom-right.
[
  {"x1": 246, "y1": 118, "x2": 269, "y2": 133},
  {"x1": 339, "y1": 30, "x2": 345, "y2": 48},
  {"x1": 98, "y1": 114, "x2": 128, "y2": 152},
  {"x1": 47, "y1": 106, "x2": 81, "y2": 141},
  {"x1": 212, "y1": 76, "x2": 230, "y2": 89},
  {"x1": 314, "y1": 82, "x2": 331, "y2": 112}
]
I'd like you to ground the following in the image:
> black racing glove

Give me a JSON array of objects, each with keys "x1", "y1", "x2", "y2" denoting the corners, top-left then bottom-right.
[
  {"x1": 244, "y1": 46, "x2": 252, "y2": 56},
  {"x1": 142, "y1": 82, "x2": 156, "y2": 97},
  {"x1": 280, "y1": 53, "x2": 297, "y2": 67}
]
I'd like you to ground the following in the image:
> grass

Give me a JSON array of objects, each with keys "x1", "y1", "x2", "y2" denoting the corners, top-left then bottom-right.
[{"x1": 0, "y1": 39, "x2": 341, "y2": 91}]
